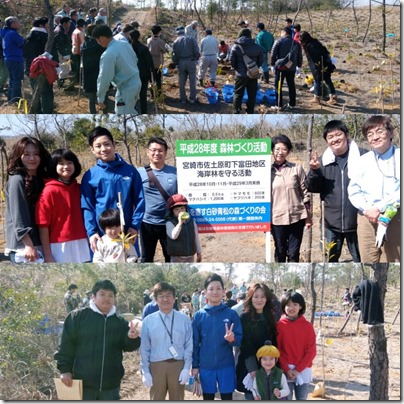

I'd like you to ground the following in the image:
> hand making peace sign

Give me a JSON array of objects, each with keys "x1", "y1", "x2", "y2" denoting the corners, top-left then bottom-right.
[
  {"x1": 309, "y1": 150, "x2": 320, "y2": 170},
  {"x1": 224, "y1": 322, "x2": 235, "y2": 343}
]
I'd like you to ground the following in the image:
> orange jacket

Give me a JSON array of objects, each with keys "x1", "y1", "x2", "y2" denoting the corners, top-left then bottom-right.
[{"x1": 29, "y1": 56, "x2": 59, "y2": 84}]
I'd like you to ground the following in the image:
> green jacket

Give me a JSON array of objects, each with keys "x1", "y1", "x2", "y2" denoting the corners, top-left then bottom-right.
[
  {"x1": 255, "y1": 366, "x2": 283, "y2": 400},
  {"x1": 256, "y1": 30, "x2": 274, "y2": 53}
]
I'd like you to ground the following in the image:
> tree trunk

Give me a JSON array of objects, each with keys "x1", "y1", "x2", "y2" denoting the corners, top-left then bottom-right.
[
  {"x1": 381, "y1": 0, "x2": 386, "y2": 52},
  {"x1": 309, "y1": 263, "x2": 317, "y2": 324},
  {"x1": 304, "y1": 115, "x2": 314, "y2": 262},
  {"x1": 362, "y1": 0, "x2": 372, "y2": 43},
  {"x1": 368, "y1": 263, "x2": 389, "y2": 400}
]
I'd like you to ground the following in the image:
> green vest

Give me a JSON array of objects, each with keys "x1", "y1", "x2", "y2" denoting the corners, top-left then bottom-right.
[
  {"x1": 166, "y1": 215, "x2": 197, "y2": 257},
  {"x1": 255, "y1": 366, "x2": 283, "y2": 400}
]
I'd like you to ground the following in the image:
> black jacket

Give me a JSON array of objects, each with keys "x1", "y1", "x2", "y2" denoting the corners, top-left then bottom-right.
[
  {"x1": 81, "y1": 36, "x2": 105, "y2": 92},
  {"x1": 270, "y1": 36, "x2": 302, "y2": 71},
  {"x1": 352, "y1": 279, "x2": 384, "y2": 325},
  {"x1": 52, "y1": 24, "x2": 72, "y2": 62},
  {"x1": 303, "y1": 39, "x2": 335, "y2": 80},
  {"x1": 23, "y1": 29, "x2": 48, "y2": 75},
  {"x1": 230, "y1": 36, "x2": 263, "y2": 77},
  {"x1": 305, "y1": 145, "x2": 367, "y2": 233},
  {"x1": 132, "y1": 41, "x2": 154, "y2": 82},
  {"x1": 54, "y1": 306, "x2": 140, "y2": 390}
]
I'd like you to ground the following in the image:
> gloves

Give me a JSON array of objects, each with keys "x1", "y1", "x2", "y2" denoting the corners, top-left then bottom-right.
[
  {"x1": 142, "y1": 373, "x2": 153, "y2": 388},
  {"x1": 375, "y1": 223, "x2": 387, "y2": 248},
  {"x1": 242, "y1": 373, "x2": 254, "y2": 391},
  {"x1": 295, "y1": 67, "x2": 302, "y2": 76},
  {"x1": 270, "y1": 66, "x2": 275, "y2": 73},
  {"x1": 178, "y1": 369, "x2": 189, "y2": 385}
]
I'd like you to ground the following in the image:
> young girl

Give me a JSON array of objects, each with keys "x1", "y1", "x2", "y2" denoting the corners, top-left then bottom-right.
[
  {"x1": 165, "y1": 194, "x2": 202, "y2": 263},
  {"x1": 93, "y1": 208, "x2": 138, "y2": 263},
  {"x1": 35, "y1": 149, "x2": 90, "y2": 263},
  {"x1": 5, "y1": 137, "x2": 50, "y2": 263},
  {"x1": 277, "y1": 291, "x2": 316, "y2": 400},
  {"x1": 252, "y1": 342, "x2": 290, "y2": 400}
]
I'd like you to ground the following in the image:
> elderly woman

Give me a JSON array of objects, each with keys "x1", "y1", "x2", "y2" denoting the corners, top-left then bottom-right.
[{"x1": 271, "y1": 134, "x2": 311, "y2": 262}]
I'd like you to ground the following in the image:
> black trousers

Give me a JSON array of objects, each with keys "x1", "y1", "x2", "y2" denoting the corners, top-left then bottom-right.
[
  {"x1": 271, "y1": 219, "x2": 305, "y2": 262},
  {"x1": 140, "y1": 222, "x2": 170, "y2": 262},
  {"x1": 233, "y1": 76, "x2": 258, "y2": 113},
  {"x1": 274, "y1": 69, "x2": 296, "y2": 107}
]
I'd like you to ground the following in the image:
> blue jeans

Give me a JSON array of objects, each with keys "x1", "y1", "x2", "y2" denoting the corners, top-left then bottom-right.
[
  {"x1": 314, "y1": 72, "x2": 335, "y2": 97},
  {"x1": 287, "y1": 382, "x2": 309, "y2": 400},
  {"x1": 261, "y1": 52, "x2": 269, "y2": 72},
  {"x1": 5, "y1": 60, "x2": 24, "y2": 102},
  {"x1": 324, "y1": 227, "x2": 361, "y2": 262}
]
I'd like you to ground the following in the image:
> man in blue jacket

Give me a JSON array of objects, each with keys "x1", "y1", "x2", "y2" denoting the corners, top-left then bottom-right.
[
  {"x1": 1, "y1": 16, "x2": 24, "y2": 103},
  {"x1": 230, "y1": 28, "x2": 263, "y2": 114},
  {"x1": 192, "y1": 273, "x2": 242, "y2": 400},
  {"x1": 81, "y1": 126, "x2": 145, "y2": 257}
]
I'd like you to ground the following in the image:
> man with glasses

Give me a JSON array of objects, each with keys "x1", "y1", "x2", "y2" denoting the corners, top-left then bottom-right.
[
  {"x1": 305, "y1": 120, "x2": 366, "y2": 262},
  {"x1": 140, "y1": 281, "x2": 192, "y2": 400},
  {"x1": 138, "y1": 136, "x2": 177, "y2": 262},
  {"x1": 348, "y1": 115, "x2": 400, "y2": 263}
]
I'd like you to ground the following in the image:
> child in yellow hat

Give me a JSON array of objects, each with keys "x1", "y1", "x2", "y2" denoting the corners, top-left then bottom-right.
[{"x1": 252, "y1": 342, "x2": 290, "y2": 400}]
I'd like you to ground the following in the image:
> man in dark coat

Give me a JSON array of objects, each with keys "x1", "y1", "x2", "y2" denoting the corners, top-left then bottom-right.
[
  {"x1": 80, "y1": 24, "x2": 105, "y2": 113},
  {"x1": 55, "y1": 279, "x2": 141, "y2": 400},
  {"x1": 270, "y1": 26, "x2": 302, "y2": 111},
  {"x1": 230, "y1": 28, "x2": 263, "y2": 114},
  {"x1": 130, "y1": 29, "x2": 154, "y2": 114},
  {"x1": 23, "y1": 16, "x2": 54, "y2": 113}
]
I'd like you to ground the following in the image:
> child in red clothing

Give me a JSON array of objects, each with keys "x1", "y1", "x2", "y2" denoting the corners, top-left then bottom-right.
[
  {"x1": 36, "y1": 149, "x2": 91, "y2": 263},
  {"x1": 276, "y1": 291, "x2": 316, "y2": 400}
]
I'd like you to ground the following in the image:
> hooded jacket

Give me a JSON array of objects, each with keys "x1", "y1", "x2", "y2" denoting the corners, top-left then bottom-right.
[
  {"x1": 305, "y1": 141, "x2": 367, "y2": 233},
  {"x1": 192, "y1": 303, "x2": 242, "y2": 370},
  {"x1": 80, "y1": 153, "x2": 145, "y2": 238},
  {"x1": 35, "y1": 178, "x2": 87, "y2": 243},
  {"x1": 1, "y1": 27, "x2": 24, "y2": 62},
  {"x1": 23, "y1": 28, "x2": 48, "y2": 74},
  {"x1": 276, "y1": 314, "x2": 316, "y2": 374},
  {"x1": 230, "y1": 36, "x2": 263, "y2": 77},
  {"x1": 54, "y1": 303, "x2": 140, "y2": 390}
]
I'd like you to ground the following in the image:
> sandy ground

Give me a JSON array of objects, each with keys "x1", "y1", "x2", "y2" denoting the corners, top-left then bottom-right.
[
  {"x1": 118, "y1": 286, "x2": 400, "y2": 400},
  {"x1": 0, "y1": 6, "x2": 399, "y2": 115}
]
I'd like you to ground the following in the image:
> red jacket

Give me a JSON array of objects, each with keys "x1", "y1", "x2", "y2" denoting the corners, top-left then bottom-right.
[
  {"x1": 35, "y1": 179, "x2": 87, "y2": 243},
  {"x1": 30, "y1": 56, "x2": 59, "y2": 84},
  {"x1": 276, "y1": 314, "x2": 316, "y2": 373}
]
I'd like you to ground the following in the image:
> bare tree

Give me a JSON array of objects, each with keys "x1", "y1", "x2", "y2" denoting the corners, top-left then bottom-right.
[{"x1": 368, "y1": 263, "x2": 389, "y2": 400}]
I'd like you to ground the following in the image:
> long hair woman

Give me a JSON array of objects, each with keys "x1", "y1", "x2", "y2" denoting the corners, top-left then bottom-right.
[
  {"x1": 236, "y1": 283, "x2": 277, "y2": 400},
  {"x1": 5, "y1": 137, "x2": 50, "y2": 262},
  {"x1": 299, "y1": 31, "x2": 337, "y2": 105}
]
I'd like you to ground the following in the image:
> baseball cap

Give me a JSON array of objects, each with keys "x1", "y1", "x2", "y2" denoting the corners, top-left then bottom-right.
[{"x1": 167, "y1": 194, "x2": 188, "y2": 209}]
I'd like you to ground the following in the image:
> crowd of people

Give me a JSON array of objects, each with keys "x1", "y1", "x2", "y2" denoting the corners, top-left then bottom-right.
[
  {"x1": 0, "y1": 9, "x2": 338, "y2": 114},
  {"x1": 4, "y1": 115, "x2": 400, "y2": 264},
  {"x1": 54, "y1": 275, "x2": 316, "y2": 400}
]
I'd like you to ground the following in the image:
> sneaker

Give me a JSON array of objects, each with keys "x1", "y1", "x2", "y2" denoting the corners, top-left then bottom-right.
[
  {"x1": 284, "y1": 103, "x2": 296, "y2": 110},
  {"x1": 181, "y1": 99, "x2": 187, "y2": 104},
  {"x1": 189, "y1": 98, "x2": 200, "y2": 104},
  {"x1": 270, "y1": 105, "x2": 282, "y2": 111}
]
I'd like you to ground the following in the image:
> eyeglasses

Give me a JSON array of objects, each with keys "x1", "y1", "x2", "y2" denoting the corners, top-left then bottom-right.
[
  {"x1": 366, "y1": 128, "x2": 387, "y2": 140},
  {"x1": 148, "y1": 148, "x2": 165, "y2": 154}
]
